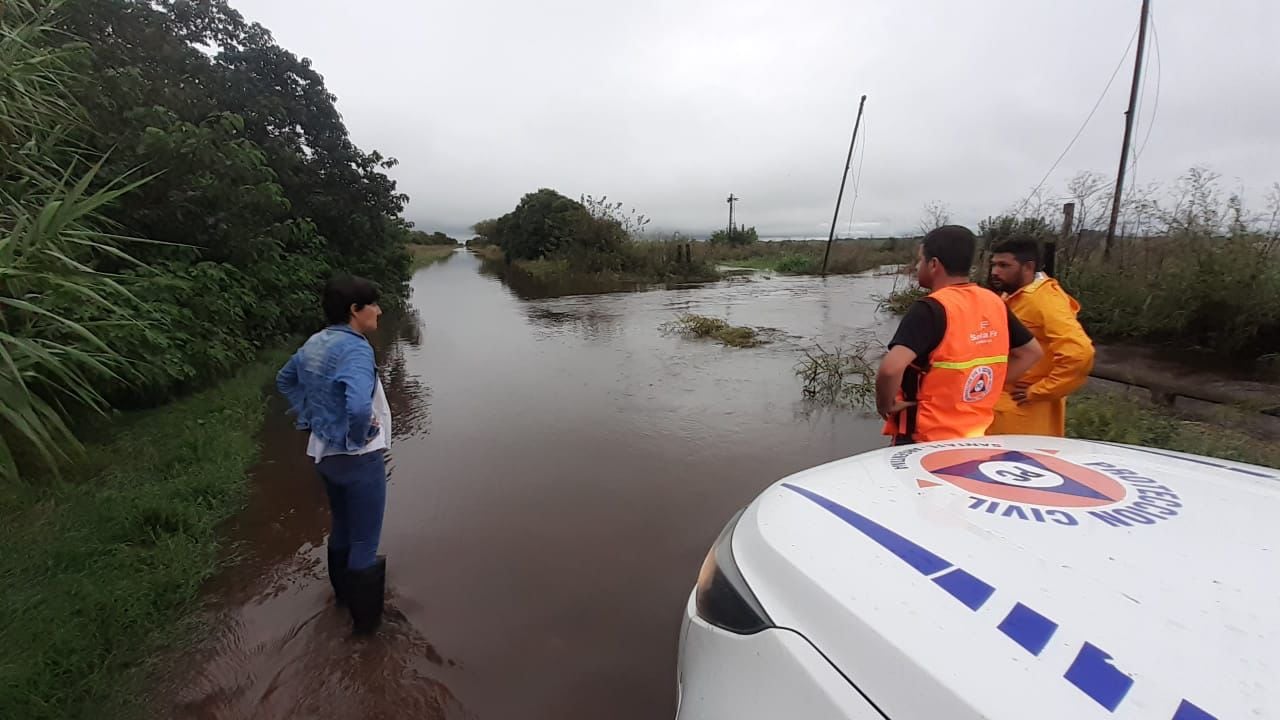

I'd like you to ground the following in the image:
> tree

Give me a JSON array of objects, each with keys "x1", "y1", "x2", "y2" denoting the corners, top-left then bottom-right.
[
  {"x1": 919, "y1": 201, "x2": 951, "y2": 235},
  {"x1": 708, "y1": 226, "x2": 758, "y2": 246}
]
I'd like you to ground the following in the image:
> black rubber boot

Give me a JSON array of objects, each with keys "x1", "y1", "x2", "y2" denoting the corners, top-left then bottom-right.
[
  {"x1": 348, "y1": 556, "x2": 386, "y2": 635},
  {"x1": 327, "y1": 546, "x2": 350, "y2": 607}
]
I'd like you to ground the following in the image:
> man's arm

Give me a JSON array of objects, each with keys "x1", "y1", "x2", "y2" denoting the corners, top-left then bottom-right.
[
  {"x1": 1007, "y1": 336, "x2": 1043, "y2": 385},
  {"x1": 1025, "y1": 292, "x2": 1095, "y2": 402},
  {"x1": 876, "y1": 345, "x2": 918, "y2": 420}
]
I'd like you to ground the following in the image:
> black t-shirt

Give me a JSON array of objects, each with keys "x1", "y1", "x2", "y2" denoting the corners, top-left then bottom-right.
[{"x1": 889, "y1": 293, "x2": 1033, "y2": 401}]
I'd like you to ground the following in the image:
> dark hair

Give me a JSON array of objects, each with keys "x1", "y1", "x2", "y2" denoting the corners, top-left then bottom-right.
[
  {"x1": 322, "y1": 275, "x2": 380, "y2": 325},
  {"x1": 991, "y1": 238, "x2": 1040, "y2": 269},
  {"x1": 921, "y1": 225, "x2": 976, "y2": 276}
]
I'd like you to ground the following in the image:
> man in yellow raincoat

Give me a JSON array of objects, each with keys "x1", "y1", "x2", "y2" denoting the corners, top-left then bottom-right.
[{"x1": 987, "y1": 239, "x2": 1095, "y2": 436}]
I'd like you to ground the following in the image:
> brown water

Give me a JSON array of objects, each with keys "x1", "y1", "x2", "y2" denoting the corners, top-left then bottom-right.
[{"x1": 153, "y1": 249, "x2": 901, "y2": 720}]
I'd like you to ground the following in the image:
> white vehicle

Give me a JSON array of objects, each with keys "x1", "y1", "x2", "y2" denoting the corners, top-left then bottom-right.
[{"x1": 677, "y1": 436, "x2": 1279, "y2": 719}]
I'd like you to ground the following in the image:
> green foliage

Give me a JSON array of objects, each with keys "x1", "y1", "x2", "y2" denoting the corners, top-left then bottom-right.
[
  {"x1": 875, "y1": 284, "x2": 929, "y2": 315},
  {"x1": 795, "y1": 339, "x2": 881, "y2": 407},
  {"x1": 0, "y1": 0, "x2": 161, "y2": 482},
  {"x1": 48, "y1": 0, "x2": 412, "y2": 384},
  {"x1": 979, "y1": 214, "x2": 1056, "y2": 246},
  {"x1": 703, "y1": 238, "x2": 913, "y2": 275},
  {"x1": 409, "y1": 230, "x2": 459, "y2": 246},
  {"x1": 0, "y1": 353, "x2": 284, "y2": 720},
  {"x1": 1066, "y1": 392, "x2": 1280, "y2": 468},
  {"x1": 662, "y1": 314, "x2": 763, "y2": 348},
  {"x1": 479, "y1": 191, "x2": 717, "y2": 284},
  {"x1": 1054, "y1": 170, "x2": 1280, "y2": 361},
  {"x1": 484, "y1": 188, "x2": 589, "y2": 261},
  {"x1": 775, "y1": 255, "x2": 818, "y2": 273},
  {"x1": 708, "y1": 226, "x2": 759, "y2": 246}
]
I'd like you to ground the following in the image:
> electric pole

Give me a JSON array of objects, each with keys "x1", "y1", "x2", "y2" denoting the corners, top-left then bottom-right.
[
  {"x1": 1104, "y1": 0, "x2": 1151, "y2": 258},
  {"x1": 823, "y1": 94, "x2": 867, "y2": 275}
]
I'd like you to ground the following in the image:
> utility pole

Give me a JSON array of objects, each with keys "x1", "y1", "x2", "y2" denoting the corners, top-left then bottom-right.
[
  {"x1": 823, "y1": 94, "x2": 867, "y2": 275},
  {"x1": 726, "y1": 194, "x2": 739, "y2": 239},
  {"x1": 1103, "y1": 0, "x2": 1151, "y2": 259}
]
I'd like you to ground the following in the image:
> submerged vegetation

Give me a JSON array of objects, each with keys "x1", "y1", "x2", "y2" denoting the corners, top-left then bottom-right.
[
  {"x1": 795, "y1": 339, "x2": 882, "y2": 408},
  {"x1": 663, "y1": 314, "x2": 765, "y2": 348}
]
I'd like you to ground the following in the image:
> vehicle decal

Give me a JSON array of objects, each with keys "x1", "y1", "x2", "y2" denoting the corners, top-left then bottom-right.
[
  {"x1": 782, "y1": 483, "x2": 1218, "y2": 719},
  {"x1": 889, "y1": 442, "x2": 1189, "y2": 529}
]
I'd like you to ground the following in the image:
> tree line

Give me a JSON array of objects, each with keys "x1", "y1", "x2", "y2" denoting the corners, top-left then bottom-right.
[{"x1": 2, "y1": 0, "x2": 413, "y2": 482}]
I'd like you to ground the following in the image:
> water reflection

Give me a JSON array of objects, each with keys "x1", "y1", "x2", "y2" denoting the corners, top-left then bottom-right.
[{"x1": 154, "y1": 251, "x2": 902, "y2": 720}]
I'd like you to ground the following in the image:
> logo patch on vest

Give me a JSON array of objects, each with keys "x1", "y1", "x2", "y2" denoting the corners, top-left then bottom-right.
[{"x1": 963, "y1": 366, "x2": 995, "y2": 402}]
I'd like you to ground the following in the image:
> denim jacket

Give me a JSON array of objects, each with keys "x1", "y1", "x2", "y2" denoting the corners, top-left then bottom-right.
[{"x1": 276, "y1": 325, "x2": 378, "y2": 453}]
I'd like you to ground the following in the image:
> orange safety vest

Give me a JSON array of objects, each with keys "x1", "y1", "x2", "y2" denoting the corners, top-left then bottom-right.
[{"x1": 884, "y1": 284, "x2": 1010, "y2": 443}]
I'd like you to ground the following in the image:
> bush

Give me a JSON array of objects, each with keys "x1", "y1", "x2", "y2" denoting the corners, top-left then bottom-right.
[
  {"x1": 876, "y1": 285, "x2": 928, "y2": 315},
  {"x1": 708, "y1": 226, "x2": 759, "y2": 246}
]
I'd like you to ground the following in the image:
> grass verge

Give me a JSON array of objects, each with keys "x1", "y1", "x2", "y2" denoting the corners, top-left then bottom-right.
[
  {"x1": 0, "y1": 351, "x2": 287, "y2": 720},
  {"x1": 408, "y1": 243, "x2": 458, "y2": 269},
  {"x1": 1066, "y1": 391, "x2": 1280, "y2": 468}
]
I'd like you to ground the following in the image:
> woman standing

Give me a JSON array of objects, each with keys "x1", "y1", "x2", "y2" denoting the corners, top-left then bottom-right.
[{"x1": 276, "y1": 275, "x2": 390, "y2": 634}]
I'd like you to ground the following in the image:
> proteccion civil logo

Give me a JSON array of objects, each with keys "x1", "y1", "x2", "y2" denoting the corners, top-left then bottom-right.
[{"x1": 889, "y1": 441, "x2": 1185, "y2": 529}]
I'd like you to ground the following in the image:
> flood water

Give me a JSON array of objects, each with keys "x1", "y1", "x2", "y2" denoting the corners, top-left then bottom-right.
[{"x1": 153, "y1": 249, "x2": 902, "y2": 720}]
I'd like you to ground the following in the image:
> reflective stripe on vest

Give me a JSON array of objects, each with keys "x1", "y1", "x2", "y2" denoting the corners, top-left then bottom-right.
[{"x1": 886, "y1": 284, "x2": 1011, "y2": 443}]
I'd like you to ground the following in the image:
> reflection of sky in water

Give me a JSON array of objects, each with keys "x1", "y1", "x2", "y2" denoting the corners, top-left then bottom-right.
[{"x1": 156, "y1": 251, "x2": 916, "y2": 720}]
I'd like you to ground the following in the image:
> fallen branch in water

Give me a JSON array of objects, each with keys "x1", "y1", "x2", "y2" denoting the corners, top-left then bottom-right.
[{"x1": 795, "y1": 338, "x2": 883, "y2": 407}]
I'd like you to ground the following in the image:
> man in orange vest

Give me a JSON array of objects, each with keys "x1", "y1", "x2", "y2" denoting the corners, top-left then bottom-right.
[
  {"x1": 877, "y1": 225, "x2": 1042, "y2": 445},
  {"x1": 986, "y1": 238, "x2": 1095, "y2": 436}
]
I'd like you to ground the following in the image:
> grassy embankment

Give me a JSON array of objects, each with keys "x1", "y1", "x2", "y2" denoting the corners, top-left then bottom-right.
[
  {"x1": 0, "y1": 353, "x2": 287, "y2": 720},
  {"x1": 705, "y1": 238, "x2": 914, "y2": 275},
  {"x1": 407, "y1": 243, "x2": 458, "y2": 269}
]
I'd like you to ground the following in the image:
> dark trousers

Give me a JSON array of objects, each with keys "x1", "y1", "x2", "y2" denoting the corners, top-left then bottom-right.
[{"x1": 317, "y1": 450, "x2": 387, "y2": 570}]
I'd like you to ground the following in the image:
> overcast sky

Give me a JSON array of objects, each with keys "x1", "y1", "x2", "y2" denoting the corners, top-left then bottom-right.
[{"x1": 230, "y1": 0, "x2": 1278, "y2": 238}]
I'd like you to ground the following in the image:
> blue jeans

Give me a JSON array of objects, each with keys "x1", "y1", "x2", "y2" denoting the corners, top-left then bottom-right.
[{"x1": 317, "y1": 450, "x2": 387, "y2": 570}]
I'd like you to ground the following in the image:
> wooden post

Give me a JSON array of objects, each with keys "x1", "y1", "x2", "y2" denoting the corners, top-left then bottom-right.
[{"x1": 1046, "y1": 201, "x2": 1074, "y2": 277}]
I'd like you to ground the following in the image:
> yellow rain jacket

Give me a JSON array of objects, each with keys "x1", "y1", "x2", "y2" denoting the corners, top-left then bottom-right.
[{"x1": 988, "y1": 275, "x2": 1095, "y2": 437}]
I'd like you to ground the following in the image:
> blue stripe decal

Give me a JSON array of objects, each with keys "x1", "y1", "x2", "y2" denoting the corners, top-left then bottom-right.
[
  {"x1": 783, "y1": 483, "x2": 1215, "y2": 719},
  {"x1": 1065, "y1": 642, "x2": 1134, "y2": 711},
  {"x1": 1105, "y1": 443, "x2": 1277, "y2": 479},
  {"x1": 998, "y1": 602, "x2": 1058, "y2": 656},
  {"x1": 781, "y1": 483, "x2": 952, "y2": 575},
  {"x1": 932, "y1": 568, "x2": 995, "y2": 610},
  {"x1": 1171, "y1": 699, "x2": 1217, "y2": 720}
]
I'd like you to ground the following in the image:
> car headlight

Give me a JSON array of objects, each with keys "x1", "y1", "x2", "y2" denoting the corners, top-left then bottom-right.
[{"x1": 695, "y1": 509, "x2": 774, "y2": 634}]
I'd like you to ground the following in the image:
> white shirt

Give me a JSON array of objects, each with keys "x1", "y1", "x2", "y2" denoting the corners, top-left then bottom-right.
[{"x1": 306, "y1": 378, "x2": 392, "y2": 462}]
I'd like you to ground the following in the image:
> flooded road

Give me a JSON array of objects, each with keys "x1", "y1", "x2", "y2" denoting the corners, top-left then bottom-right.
[{"x1": 155, "y1": 250, "x2": 901, "y2": 719}]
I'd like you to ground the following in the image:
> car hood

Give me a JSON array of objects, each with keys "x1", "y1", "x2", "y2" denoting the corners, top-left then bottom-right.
[{"x1": 732, "y1": 435, "x2": 1279, "y2": 719}]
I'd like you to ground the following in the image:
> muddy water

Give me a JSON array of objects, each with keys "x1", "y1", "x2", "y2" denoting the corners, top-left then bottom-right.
[{"x1": 154, "y1": 250, "x2": 902, "y2": 720}]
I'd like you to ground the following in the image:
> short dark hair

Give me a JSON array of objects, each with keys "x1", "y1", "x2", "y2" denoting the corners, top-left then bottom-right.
[
  {"x1": 991, "y1": 238, "x2": 1040, "y2": 269},
  {"x1": 921, "y1": 225, "x2": 976, "y2": 276},
  {"x1": 322, "y1": 275, "x2": 380, "y2": 325}
]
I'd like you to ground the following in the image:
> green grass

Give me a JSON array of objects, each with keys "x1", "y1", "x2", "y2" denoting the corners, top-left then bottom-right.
[
  {"x1": 1066, "y1": 391, "x2": 1280, "y2": 468},
  {"x1": 407, "y1": 243, "x2": 458, "y2": 269},
  {"x1": 0, "y1": 351, "x2": 287, "y2": 720}
]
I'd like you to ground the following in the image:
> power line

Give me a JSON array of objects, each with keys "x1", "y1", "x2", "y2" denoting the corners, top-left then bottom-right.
[
  {"x1": 846, "y1": 115, "x2": 868, "y2": 236},
  {"x1": 1014, "y1": 24, "x2": 1139, "y2": 216},
  {"x1": 1133, "y1": 11, "x2": 1161, "y2": 164}
]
